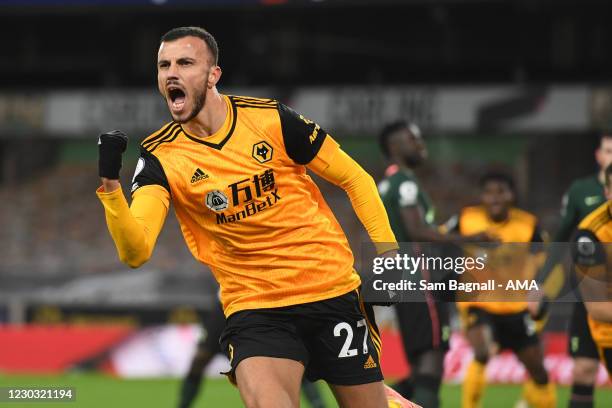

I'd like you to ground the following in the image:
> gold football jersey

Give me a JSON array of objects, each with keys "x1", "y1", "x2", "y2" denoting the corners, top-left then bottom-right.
[
  {"x1": 573, "y1": 201, "x2": 612, "y2": 348},
  {"x1": 455, "y1": 206, "x2": 542, "y2": 314},
  {"x1": 132, "y1": 95, "x2": 360, "y2": 317}
]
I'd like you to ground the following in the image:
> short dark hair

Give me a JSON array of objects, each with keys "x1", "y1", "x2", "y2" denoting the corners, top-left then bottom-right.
[
  {"x1": 161, "y1": 26, "x2": 219, "y2": 65},
  {"x1": 606, "y1": 163, "x2": 612, "y2": 188},
  {"x1": 480, "y1": 171, "x2": 515, "y2": 192},
  {"x1": 378, "y1": 120, "x2": 409, "y2": 158}
]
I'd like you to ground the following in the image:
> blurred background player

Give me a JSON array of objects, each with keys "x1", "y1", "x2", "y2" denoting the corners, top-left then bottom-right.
[
  {"x1": 447, "y1": 172, "x2": 556, "y2": 408},
  {"x1": 531, "y1": 131, "x2": 612, "y2": 408},
  {"x1": 178, "y1": 300, "x2": 226, "y2": 408},
  {"x1": 572, "y1": 163, "x2": 612, "y2": 377},
  {"x1": 178, "y1": 299, "x2": 327, "y2": 408},
  {"x1": 377, "y1": 121, "x2": 490, "y2": 408}
]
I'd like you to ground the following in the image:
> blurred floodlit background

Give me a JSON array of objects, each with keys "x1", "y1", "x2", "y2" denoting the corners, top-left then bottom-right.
[{"x1": 1, "y1": 1, "x2": 612, "y2": 407}]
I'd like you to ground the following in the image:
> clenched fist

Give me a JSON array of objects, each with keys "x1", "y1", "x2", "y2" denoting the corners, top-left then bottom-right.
[{"x1": 98, "y1": 130, "x2": 128, "y2": 180}]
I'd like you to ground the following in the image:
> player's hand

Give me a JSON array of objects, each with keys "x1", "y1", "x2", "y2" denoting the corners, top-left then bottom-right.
[
  {"x1": 367, "y1": 249, "x2": 399, "y2": 307},
  {"x1": 98, "y1": 130, "x2": 128, "y2": 180},
  {"x1": 465, "y1": 231, "x2": 500, "y2": 243},
  {"x1": 527, "y1": 290, "x2": 549, "y2": 320}
]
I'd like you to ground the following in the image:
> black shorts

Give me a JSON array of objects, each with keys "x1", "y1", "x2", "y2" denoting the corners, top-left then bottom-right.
[
  {"x1": 569, "y1": 301, "x2": 599, "y2": 359},
  {"x1": 219, "y1": 290, "x2": 383, "y2": 386},
  {"x1": 466, "y1": 307, "x2": 539, "y2": 352},
  {"x1": 198, "y1": 300, "x2": 226, "y2": 354},
  {"x1": 395, "y1": 299, "x2": 450, "y2": 360}
]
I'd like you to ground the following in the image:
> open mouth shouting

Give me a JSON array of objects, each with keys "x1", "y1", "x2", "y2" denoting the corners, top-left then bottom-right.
[{"x1": 167, "y1": 84, "x2": 187, "y2": 114}]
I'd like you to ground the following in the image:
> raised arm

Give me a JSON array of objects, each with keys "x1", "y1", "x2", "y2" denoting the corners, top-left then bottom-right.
[
  {"x1": 96, "y1": 131, "x2": 170, "y2": 268},
  {"x1": 97, "y1": 184, "x2": 169, "y2": 268},
  {"x1": 276, "y1": 103, "x2": 398, "y2": 255}
]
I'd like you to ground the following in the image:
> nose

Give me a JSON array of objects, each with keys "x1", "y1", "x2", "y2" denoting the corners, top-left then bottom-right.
[{"x1": 166, "y1": 62, "x2": 179, "y2": 80}]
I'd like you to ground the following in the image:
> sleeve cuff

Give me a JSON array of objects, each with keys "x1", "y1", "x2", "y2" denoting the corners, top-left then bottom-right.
[
  {"x1": 96, "y1": 185, "x2": 124, "y2": 199},
  {"x1": 374, "y1": 242, "x2": 400, "y2": 255}
]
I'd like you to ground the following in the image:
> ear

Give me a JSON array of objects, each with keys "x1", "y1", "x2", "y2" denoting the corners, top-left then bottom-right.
[
  {"x1": 595, "y1": 146, "x2": 604, "y2": 166},
  {"x1": 207, "y1": 65, "x2": 222, "y2": 89},
  {"x1": 507, "y1": 189, "x2": 516, "y2": 204}
]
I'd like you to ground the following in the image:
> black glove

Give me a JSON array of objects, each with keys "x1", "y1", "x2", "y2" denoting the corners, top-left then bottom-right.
[{"x1": 98, "y1": 130, "x2": 128, "y2": 179}]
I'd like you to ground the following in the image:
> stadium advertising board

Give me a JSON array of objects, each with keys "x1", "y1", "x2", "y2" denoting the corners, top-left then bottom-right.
[
  {"x1": 25, "y1": 304, "x2": 209, "y2": 326},
  {"x1": 0, "y1": 86, "x2": 591, "y2": 137}
]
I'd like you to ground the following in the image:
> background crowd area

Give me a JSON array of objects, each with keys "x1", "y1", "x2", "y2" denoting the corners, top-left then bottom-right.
[{"x1": 1, "y1": 0, "x2": 612, "y2": 407}]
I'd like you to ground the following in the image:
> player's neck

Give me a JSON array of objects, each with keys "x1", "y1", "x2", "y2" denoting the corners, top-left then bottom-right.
[
  {"x1": 390, "y1": 158, "x2": 414, "y2": 173},
  {"x1": 182, "y1": 90, "x2": 227, "y2": 138},
  {"x1": 399, "y1": 165, "x2": 415, "y2": 174},
  {"x1": 488, "y1": 210, "x2": 509, "y2": 224}
]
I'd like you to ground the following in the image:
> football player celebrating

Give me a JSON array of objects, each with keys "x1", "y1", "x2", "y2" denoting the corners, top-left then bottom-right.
[{"x1": 97, "y1": 26, "x2": 417, "y2": 408}]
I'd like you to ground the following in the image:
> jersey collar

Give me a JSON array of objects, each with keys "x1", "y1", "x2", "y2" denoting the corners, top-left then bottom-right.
[
  {"x1": 385, "y1": 164, "x2": 416, "y2": 178},
  {"x1": 179, "y1": 95, "x2": 237, "y2": 150}
]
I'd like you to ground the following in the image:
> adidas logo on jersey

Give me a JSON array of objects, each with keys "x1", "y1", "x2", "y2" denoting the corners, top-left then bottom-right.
[
  {"x1": 363, "y1": 355, "x2": 377, "y2": 369},
  {"x1": 191, "y1": 168, "x2": 209, "y2": 183}
]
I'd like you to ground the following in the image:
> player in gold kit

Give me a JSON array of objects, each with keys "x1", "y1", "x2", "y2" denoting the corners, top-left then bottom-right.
[
  {"x1": 96, "y1": 27, "x2": 417, "y2": 408},
  {"x1": 445, "y1": 172, "x2": 556, "y2": 408},
  {"x1": 573, "y1": 164, "x2": 612, "y2": 377}
]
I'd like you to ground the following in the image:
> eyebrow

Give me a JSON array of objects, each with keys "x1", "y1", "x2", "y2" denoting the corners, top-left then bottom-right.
[{"x1": 157, "y1": 57, "x2": 196, "y2": 66}]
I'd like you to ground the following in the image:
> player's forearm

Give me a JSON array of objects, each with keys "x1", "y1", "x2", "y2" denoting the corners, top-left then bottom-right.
[
  {"x1": 343, "y1": 170, "x2": 399, "y2": 253},
  {"x1": 96, "y1": 186, "x2": 167, "y2": 268},
  {"x1": 98, "y1": 187, "x2": 152, "y2": 267}
]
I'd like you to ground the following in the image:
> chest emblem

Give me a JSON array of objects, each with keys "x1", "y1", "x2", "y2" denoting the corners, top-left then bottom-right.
[
  {"x1": 206, "y1": 190, "x2": 229, "y2": 212},
  {"x1": 252, "y1": 141, "x2": 273, "y2": 163}
]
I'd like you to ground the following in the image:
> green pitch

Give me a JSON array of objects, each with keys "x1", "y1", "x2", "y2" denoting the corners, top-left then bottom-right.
[{"x1": 1, "y1": 373, "x2": 611, "y2": 407}]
